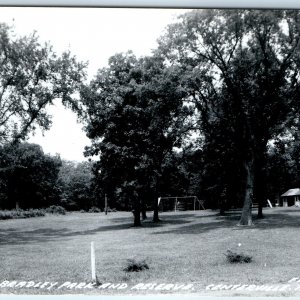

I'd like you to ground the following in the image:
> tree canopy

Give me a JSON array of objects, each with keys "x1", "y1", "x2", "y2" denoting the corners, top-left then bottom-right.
[
  {"x1": 0, "y1": 23, "x2": 87, "y2": 145},
  {"x1": 156, "y1": 9, "x2": 300, "y2": 224},
  {"x1": 0, "y1": 142, "x2": 62, "y2": 209},
  {"x1": 80, "y1": 51, "x2": 194, "y2": 225},
  {"x1": 58, "y1": 160, "x2": 94, "y2": 211}
]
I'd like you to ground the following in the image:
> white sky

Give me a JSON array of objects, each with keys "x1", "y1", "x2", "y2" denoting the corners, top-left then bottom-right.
[{"x1": 0, "y1": 7, "x2": 188, "y2": 161}]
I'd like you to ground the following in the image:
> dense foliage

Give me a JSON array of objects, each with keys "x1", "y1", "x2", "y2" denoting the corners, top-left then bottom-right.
[
  {"x1": 0, "y1": 23, "x2": 86, "y2": 145},
  {"x1": 156, "y1": 9, "x2": 300, "y2": 224},
  {"x1": 80, "y1": 52, "x2": 194, "y2": 225},
  {"x1": 0, "y1": 143, "x2": 62, "y2": 209},
  {"x1": 58, "y1": 160, "x2": 95, "y2": 210}
]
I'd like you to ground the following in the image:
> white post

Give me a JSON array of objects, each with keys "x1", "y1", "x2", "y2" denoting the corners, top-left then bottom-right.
[
  {"x1": 175, "y1": 198, "x2": 177, "y2": 212},
  {"x1": 91, "y1": 242, "x2": 96, "y2": 282},
  {"x1": 194, "y1": 197, "x2": 196, "y2": 211},
  {"x1": 267, "y1": 199, "x2": 273, "y2": 208}
]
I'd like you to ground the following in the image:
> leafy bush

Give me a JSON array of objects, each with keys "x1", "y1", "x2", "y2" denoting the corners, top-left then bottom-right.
[
  {"x1": 88, "y1": 206, "x2": 102, "y2": 213},
  {"x1": 45, "y1": 205, "x2": 66, "y2": 215},
  {"x1": 123, "y1": 259, "x2": 149, "y2": 272},
  {"x1": 0, "y1": 206, "x2": 67, "y2": 220},
  {"x1": 0, "y1": 210, "x2": 16, "y2": 220},
  {"x1": 23, "y1": 209, "x2": 46, "y2": 218},
  {"x1": 225, "y1": 250, "x2": 252, "y2": 263},
  {"x1": 0, "y1": 209, "x2": 46, "y2": 220}
]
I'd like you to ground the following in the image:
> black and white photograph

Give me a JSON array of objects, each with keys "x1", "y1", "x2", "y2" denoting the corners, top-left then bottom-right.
[{"x1": 1, "y1": 5, "x2": 300, "y2": 297}]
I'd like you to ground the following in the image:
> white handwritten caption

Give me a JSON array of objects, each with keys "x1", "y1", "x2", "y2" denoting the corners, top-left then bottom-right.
[
  {"x1": 2, "y1": 278, "x2": 300, "y2": 292},
  {"x1": 205, "y1": 278, "x2": 300, "y2": 292},
  {"x1": 0, "y1": 281, "x2": 194, "y2": 291}
]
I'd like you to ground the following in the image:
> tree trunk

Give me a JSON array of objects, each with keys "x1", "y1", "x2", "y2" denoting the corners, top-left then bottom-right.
[
  {"x1": 257, "y1": 202, "x2": 263, "y2": 219},
  {"x1": 134, "y1": 210, "x2": 141, "y2": 226},
  {"x1": 255, "y1": 154, "x2": 266, "y2": 219},
  {"x1": 133, "y1": 194, "x2": 141, "y2": 227},
  {"x1": 141, "y1": 200, "x2": 147, "y2": 220},
  {"x1": 125, "y1": 196, "x2": 129, "y2": 211},
  {"x1": 238, "y1": 159, "x2": 254, "y2": 226},
  {"x1": 219, "y1": 189, "x2": 227, "y2": 215},
  {"x1": 152, "y1": 179, "x2": 160, "y2": 223},
  {"x1": 152, "y1": 197, "x2": 160, "y2": 222},
  {"x1": 219, "y1": 201, "x2": 226, "y2": 215},
  {"x1": 141, "y1": 211, "x2": 147, "y2": 220}
]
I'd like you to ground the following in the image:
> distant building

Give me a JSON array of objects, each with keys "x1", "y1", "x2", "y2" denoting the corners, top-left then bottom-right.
[{"x1": 281, "y1": 188, "x2": 300, "y2": 207}]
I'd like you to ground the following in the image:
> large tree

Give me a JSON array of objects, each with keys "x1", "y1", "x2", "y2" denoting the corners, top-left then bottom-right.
[
  {"x1": 80, "y1": 52, "x2": 193, "y2": 226},
  {"x1": 0, "y1": 142, "x2": 62, "y2": 209},
  {"x1": 157, "y1": 10, "x2": 300, "y2": 225},
  {"x1": 0, "y1": 23, "x2": 86, "y2": 145}
]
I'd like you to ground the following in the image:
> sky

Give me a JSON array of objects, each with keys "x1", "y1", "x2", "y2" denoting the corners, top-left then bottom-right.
[{"x1": 0, "y1": 7, "x2": 189, "y2": 161}]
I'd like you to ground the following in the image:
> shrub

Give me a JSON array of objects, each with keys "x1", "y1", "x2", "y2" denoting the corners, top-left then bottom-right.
[
  {"x1": 0, "y1": 209, "x2": 46, "y2": 220},
  {"x1": 45, "y1": 205, "x2": 66, "y2": 215},
  {"x1": 0, "y1": 210, "x2": 14, "y2": 220},
  {"x1": 88, "y1": 207, "x2": 102, "y2": 213},
  {"x1": 225, "y1": 250, "x2": 252, "y2": 263},
  {"x1": 22, "y1": 209, "x2": 46, "y2": 218},
  {"x1": 123, "y1": 259, "x2": 149, "y2": 272},
  {"x1": 0, "y1": 206, "x2": 68, "y2": 220}
]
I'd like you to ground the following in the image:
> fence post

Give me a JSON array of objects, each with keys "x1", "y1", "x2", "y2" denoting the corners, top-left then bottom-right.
[{"x1": 91, "y1": 242, "x2": 96, "y2": 282}]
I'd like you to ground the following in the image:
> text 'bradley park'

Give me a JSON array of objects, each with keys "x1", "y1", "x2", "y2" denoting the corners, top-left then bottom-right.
[{"x1": 0, "y1": 280, "x2": 194, "y2": 291}]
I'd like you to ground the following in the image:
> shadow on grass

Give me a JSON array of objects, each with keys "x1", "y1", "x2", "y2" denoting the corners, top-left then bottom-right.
[
  {"x1": 153, "y1": 208, "x2": 300, "y2": 235},
  {"x1": 0, "y1": 225, "x2": 130, "y2": 245},
  {"x1": 0, "y1": 213, "x2": 194, "y2": 245},
  {"x1": 1, "y1": 208, "x2": 299, "y2": 245},
  {"x1": 110, "y1": 212, "x2": 214, "y2": 223}
]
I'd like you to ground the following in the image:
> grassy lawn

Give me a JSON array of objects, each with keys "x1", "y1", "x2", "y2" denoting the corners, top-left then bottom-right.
[{"x1": 0, "y1": 207, "x2": 300, "y2": 296}]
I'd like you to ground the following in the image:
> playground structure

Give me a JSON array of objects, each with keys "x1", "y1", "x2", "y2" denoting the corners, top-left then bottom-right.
[{"x1": 158, "y1": 196, "x2": 205, "y2": 212}]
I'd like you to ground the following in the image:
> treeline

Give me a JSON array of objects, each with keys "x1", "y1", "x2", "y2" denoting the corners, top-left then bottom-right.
[
  {"x1": 0, "y1": 142, "x2": 202, "y2": 211},
  {"x1": 1, "y1": 139, "x2": 299, "y2": 216},
  {"x1": 0, "y1": 142, "x2": 92, "y2": 210}
]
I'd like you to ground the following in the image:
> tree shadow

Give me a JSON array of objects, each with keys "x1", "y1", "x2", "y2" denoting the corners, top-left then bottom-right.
[
  {"x1": 110, "y1": 213, "x2": 200, "y2": 223},
  {"x1": 153, "y1": 208, "x2": 300, "y2": 235},
  {"x1": 0, "y1": 214, "x2": 194, "y2": 245},
  {"x1": 0, "y1": 224, "x2": 135, "y2": 245},
  {"x1": 1, "y1": 208, "x2": 299, "y2": 245}
]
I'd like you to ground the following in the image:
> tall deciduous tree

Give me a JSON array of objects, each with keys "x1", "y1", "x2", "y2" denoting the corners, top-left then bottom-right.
[
  {"x1": 157, "y1": 10, "x2": 300, "y2": 225},
  {"x1": 0, "y1": 142, "x2": 62, "y2": 209},
  {"x1": 80, "y1": 52, "x2": 193, "y2": 226},
  {"x1": 0, "y1": 23, "x2": 87, "y2": 145}
]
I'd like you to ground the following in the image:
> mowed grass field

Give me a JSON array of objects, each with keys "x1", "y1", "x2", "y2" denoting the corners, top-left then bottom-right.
[{"x1": 1, "y1": 207, "x2": 300, "y2": 296}]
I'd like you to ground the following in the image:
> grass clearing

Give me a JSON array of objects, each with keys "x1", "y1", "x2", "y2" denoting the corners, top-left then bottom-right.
[{"x1": 0, "y1": 207, "x2": 300, "y2": 295}]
